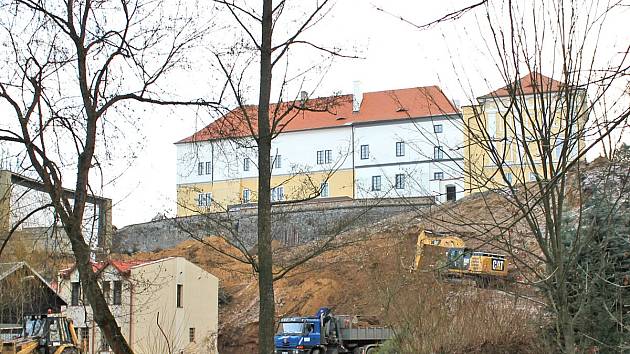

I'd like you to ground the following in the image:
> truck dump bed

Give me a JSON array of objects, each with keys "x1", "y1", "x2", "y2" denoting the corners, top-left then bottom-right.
[
  {"x1": 340, "y1": 327, "x2": 393, "y2": 341},
  {"x1": 335, "y1": 315, "x2": 393, "y2": 341}
]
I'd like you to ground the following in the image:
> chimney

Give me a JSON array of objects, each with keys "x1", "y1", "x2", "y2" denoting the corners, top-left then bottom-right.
[
  {"x1": 352, "y1": 80, "x2": 363, "y2": 112},
  {"x1": 300, "y1": 90, "x2": 308, "y2": 107}
]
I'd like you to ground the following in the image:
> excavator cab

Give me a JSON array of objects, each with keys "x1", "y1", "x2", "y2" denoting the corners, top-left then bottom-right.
[
  {"x1": 20, "y1": 314, "x2": 81, "y2": 354},
  {"x1": 445, "y1": 248, "x2": 472, "y2": 271},
  {"x1": 413, "y1": 229, "x2": 465, "y2": 270}
]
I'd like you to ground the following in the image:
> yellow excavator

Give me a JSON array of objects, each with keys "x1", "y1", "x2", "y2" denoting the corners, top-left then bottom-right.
[
  {"x1": 413, "y1": 229, "x2": 509, "y2": 282},
  {"x1": 1, "y1": 313, "x2": 82, "y2": 354}
]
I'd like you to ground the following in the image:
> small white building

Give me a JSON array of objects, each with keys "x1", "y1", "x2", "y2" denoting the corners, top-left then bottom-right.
[{"x1": 57, "y1": 257, "x2": 218, "y2": 354}]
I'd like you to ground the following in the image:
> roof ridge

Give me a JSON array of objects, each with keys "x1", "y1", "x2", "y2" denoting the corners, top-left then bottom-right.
[{"x1": 176, "y1": 85, "x2": 458, "y2": 144}]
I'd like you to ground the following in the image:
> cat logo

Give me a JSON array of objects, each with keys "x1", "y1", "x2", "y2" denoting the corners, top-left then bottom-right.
[{"x1": 491, "y1": 258, "x2": 505, "y2": 271}]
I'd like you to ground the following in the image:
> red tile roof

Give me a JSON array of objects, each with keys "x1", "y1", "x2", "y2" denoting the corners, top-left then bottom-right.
[
  {"x1": 177, "y1": 86, "x2": 458, "y2": 143},
  {"x1": 59, "y1": 259, "x2": 152, "y2": 278},
  {"x1": 480, "y1": 72, "x2": 567, "y2": 99}
]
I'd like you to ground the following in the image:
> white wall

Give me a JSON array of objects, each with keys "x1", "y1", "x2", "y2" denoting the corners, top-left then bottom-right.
[
  {"x1": 353, "y1": 115, "x2": 465, "y2": 201},
  {"x1": 176, "y1": 126, "x2": 354, "y2": 185},
  {"x1": 176, "y1": 114, "x2": 466, "y2": 201}
]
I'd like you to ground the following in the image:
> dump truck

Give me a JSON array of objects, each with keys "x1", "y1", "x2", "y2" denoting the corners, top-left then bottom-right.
[
  {"x1": 274, "y1": 307, "x2": 392, "y2": 354},
  {"x1": 413, "y1": 229, "x2": 510, "y2": 284},
  {"x1": 1, "y1": 313, "x2": 82, "y2": 354}
]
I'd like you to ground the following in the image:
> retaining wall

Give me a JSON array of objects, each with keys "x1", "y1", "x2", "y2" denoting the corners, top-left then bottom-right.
[{"x1": 113, "y1": 197, "x2": 434, "y2": 254}]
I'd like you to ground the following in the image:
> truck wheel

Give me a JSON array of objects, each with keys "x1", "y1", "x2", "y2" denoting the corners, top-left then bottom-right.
[{"x1": 365, "y1": 348, "x2": 377, "y2": 354}]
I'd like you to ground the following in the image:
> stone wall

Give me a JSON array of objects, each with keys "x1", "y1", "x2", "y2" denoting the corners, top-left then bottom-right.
[{"x1": 112, "y1": 197, "x2": 434, "y2": 254}]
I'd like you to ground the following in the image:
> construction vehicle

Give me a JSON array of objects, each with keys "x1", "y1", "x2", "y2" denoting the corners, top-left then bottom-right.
[
  {"x1": 1, "y1": 313, "x2": 82, "y2": 354},
  {"x1": 413, "y1": 229, "x2": 509, "y2": 283},
  {"x1": 274, "y1": 307, "x2": 392, "y2": 354}
]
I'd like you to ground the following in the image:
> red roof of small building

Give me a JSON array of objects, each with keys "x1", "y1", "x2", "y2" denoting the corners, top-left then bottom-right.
[
  {"x1": 177, "y1": 86, "x2": 458, "y2": 143},
  {"x1": 480, "y1": 72, "x2": 567, "y2": 99},
  {"x1": 59, "y1": 259, "x2": 153, "y2": 278}
]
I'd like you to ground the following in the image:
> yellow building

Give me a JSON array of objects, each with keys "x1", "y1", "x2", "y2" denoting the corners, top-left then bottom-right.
[{"x1": 463, "y1": 72, "x2": 588, "y2": 194}]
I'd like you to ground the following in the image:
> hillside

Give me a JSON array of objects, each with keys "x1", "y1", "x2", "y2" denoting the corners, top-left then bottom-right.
[
  {"x1": 117, "y1": 157, "x2": 628, "y2": 353},
  {"x1": 120, "y1": 200, "x2": 542, "y2": 353}
]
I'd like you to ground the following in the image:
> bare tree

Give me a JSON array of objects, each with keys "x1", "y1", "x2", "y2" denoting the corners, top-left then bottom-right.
[
  {"x1": 0, "y1": 0, "x2": 218, "y2": 352},
  {"x1": 375, "y1": 0, "x2": 630, "y2": 352},
  {"x1": 186, "y1": 1, "x2": 362, "y2": 352}
]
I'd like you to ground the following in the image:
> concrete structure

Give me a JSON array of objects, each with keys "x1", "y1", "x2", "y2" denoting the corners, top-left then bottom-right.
[
  {"x1": 0, "y1": 170, "x2": 113, "y2": 256},
  {"x1": 113, "y1": 196, "x2": 435, "y2": 253},
  {"x1": 463, "y1": 73, "x2": 588, "y2": 194},
  {"x1": 58, "y1": 257, "x2": 219, "y2": 354},
  {"x1": 175, "y1": 86, "x2": 464, "y2": 216}
]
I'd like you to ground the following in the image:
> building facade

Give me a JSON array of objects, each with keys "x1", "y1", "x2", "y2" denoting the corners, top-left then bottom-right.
[
  {"x1": 176, "y1": 86, "x2": 464, "y2": 216},
  {"x1": 463, "y1": 72, "x2": 588, "y2": 194},
  {"x1": 58, "y1": 257, "x2": 219, "y2": 354}
]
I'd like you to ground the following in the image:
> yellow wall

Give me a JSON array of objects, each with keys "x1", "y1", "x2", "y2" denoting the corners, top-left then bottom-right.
[
  {"x1": 176, "y1": 169, "x2": 354, "y2": 216},
  {"x1": 463, "y1": 93, "x2": 587, "y2": 195},
  {"x1": 131, "y1": 257, "x2": 219, "y2": 354}
]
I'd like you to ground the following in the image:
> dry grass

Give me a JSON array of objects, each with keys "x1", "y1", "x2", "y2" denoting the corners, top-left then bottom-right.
[{"x1": 369, "y1": 239, "x2": 548, "y2": 354}]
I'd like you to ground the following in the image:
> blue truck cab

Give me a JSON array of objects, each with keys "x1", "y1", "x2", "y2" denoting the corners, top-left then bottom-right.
[{"x1": 274, "y1": 315, "x2": 322, "y2": 354}]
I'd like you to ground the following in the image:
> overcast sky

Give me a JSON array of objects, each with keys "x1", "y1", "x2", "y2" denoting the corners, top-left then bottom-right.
[{"x1": 10, "y1": 0, "x2": 625, "y2": 228}]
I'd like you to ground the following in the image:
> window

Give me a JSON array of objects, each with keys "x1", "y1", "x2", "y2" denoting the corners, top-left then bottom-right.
[
  {"x1": 434, "y1": 172, "x2": 444, "y2": 180},
  {"x1": 446, "y1": 186, "x2": 457, "y2": 201},
  {"x1": 555, "y1": 140, "x2": 564, "y2": 160},
  {"x1": 205, "y1": 162, "x2": 212, "y2": 175},
  {"x1": 205, "y1": 193, "x2": 212, "y2": 206},
  {"x1": 316, "y1": 150, "x2": 324, "y2": 164},
  {"x1": 49, "y1": 320, "x2": 61, "y2": 342},
  {"x1": 243, "y1": 158, "x2": 250, "y2": 171},
  {"x1": 505, "y1": 173, "x2": 513, "y2": 185},
  {"x1": 395, "y1": 174, "x2": 405, "y2": 189},
  {"x1": 102, "y1": 281, "x2": 110, "y2": 304},
  {"x1": 360, "y1": 145, "x2": 369, "y2": 160},
  {"x1": 395, "y1": 142, "x2": 405, "y2": 157},
  {"x1": 434, "y1": 146, "x2": 444, "y2": 160},
  {"x1": 243, "y1": 189, "x2": 250, "y2": 203},
  {"x1": 271, "y1": 186, "x2": 285, "y2": 202},
  {"x1": 189, "y1": 328, "x2": 196, "y2": 343},
  {"x1": 71, "y1": 282, "x2": 80, "y2": 306},
  {"x1": 197, "y1": 193, "x2": 212, "y2": 207},
  {"x1": 529, "y1": 172, "x2": 537, "y2": 182},
  {"x1": 434, "y1": 124, "x2": 443, "y2": 133},
  {"x1": 112, "y1": 281, "x2": 122, "y2": 305},
  {"x1": 487, "y1": 111, "x2": 497, "y2": 138},
  {"x1": 272, "y1": 155, "x2": 282, "y2": 169},
  {"x1": 176, "y1": 284, "x2": 183, "y2": 308},
  {"x1": 320, "y1": 182, "x2": 329, "y2": 197},
  {"x1": 324, "y1": 150, "x2": 332, "y2": 164},
  {"x1": 80, "y1": 327, "x2": 89, "y2": 351},
  {"x1": 197, "y1": 162, "x2": 203, "y2": 175},
  {"x1": 371, "y1": 176, "x2": 381, "y2": 191}
]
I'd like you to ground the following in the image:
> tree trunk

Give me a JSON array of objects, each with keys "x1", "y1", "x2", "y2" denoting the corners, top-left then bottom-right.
[
  {"x1": 257, "y1": 1, "x2": 275, "y2": 353},
  {"x1": 61, "y1": 215, "x2": 134, "y2": 354}
]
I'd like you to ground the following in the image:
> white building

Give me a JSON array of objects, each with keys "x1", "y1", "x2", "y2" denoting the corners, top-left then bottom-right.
[
  {"x1": 58, "y1": 257, "x2": 219, "y2": 354},
  {"x1": 175, "y1": 85, "x2": 464, "y2": 216}
]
